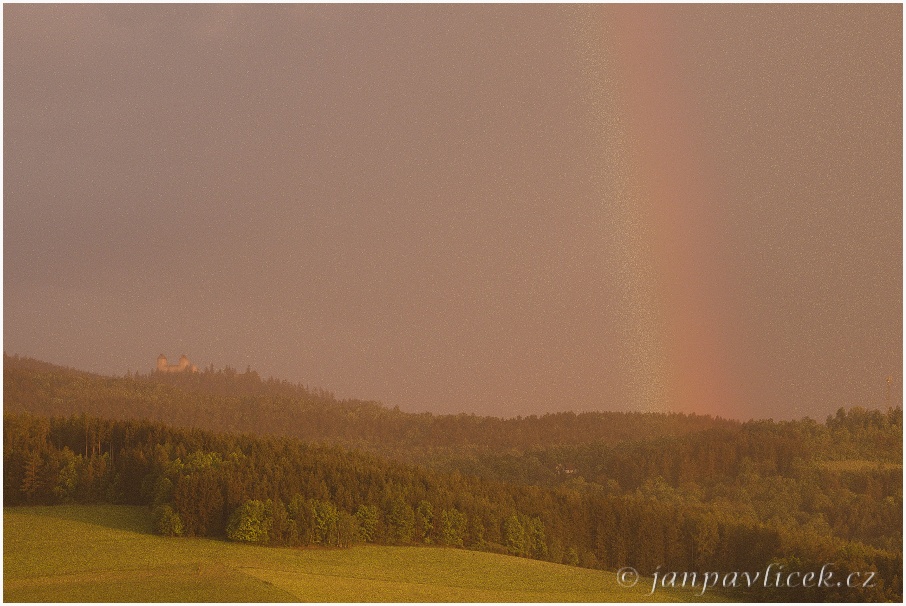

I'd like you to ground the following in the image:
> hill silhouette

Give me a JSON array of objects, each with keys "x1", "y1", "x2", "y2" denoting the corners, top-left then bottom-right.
[{"x1": 4, "y1": 353, "x2": 735, "y2": 461}]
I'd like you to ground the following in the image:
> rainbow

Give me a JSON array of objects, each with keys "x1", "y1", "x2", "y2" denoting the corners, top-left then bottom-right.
[{"x1": 577, "y1": 6, "x2": 742, "y2": 418}]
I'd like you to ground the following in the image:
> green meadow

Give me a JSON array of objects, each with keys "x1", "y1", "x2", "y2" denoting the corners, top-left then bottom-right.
[{"x1": 4, "y1": 505, "x2": 726, "y2": 602}]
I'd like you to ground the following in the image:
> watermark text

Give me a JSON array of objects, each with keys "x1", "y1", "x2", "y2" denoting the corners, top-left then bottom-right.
[{"x1": 614, "y1": 563, "x2": 877, "y2": 596}]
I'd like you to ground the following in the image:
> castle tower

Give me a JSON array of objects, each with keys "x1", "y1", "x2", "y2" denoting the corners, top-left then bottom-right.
[{"x1": 156, "y1": 353, "x2": 199, "y2": 373}]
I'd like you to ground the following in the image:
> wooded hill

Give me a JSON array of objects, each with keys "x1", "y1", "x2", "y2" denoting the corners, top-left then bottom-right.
[
  {"x1": 3, "y1": 354, "x2": 902, "y2": 601},
  {"x1": 3, "y1": 353, "x2": 735, "y2": 458}
]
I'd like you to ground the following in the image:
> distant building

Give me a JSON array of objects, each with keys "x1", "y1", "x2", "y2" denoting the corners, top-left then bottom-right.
[{"x1": 156, "y1": 354, "x2": 199, "y2": 373}]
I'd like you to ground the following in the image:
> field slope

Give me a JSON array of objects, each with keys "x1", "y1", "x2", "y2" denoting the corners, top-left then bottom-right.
[{"x1": 4, "y1": 505, "x2": 722, "y2": 602}]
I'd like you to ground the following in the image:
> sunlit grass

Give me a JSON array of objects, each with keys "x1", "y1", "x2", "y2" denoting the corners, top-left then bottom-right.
[{"x1": 4, "y1": 505, "x2": 729, "y2": 602}]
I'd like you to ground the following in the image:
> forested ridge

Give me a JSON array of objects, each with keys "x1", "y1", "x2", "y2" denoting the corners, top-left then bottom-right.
[
  {"x1": 3, "y1": 354, "x2": 902, "y2": 601},
  {"x1": 3, "y1": 354, "x2": 733, "y2": 459}
]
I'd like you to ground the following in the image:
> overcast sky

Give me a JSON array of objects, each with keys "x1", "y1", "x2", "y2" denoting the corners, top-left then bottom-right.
[{"x1": 4, "y1": 4, "x2": 901, "y2": 420}]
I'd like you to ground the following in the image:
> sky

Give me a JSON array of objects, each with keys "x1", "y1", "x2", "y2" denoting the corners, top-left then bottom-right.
[{"x1": 4, "y1": 4, "x2": 902, "y2": 421}]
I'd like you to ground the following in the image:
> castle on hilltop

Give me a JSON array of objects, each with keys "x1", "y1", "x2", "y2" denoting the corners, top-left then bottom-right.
[{"x1": 156, "y1": 354, "x2": 199, "y2": 373}]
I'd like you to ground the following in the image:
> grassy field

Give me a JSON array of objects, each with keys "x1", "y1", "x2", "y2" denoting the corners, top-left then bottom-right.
[{"x1": 4, "y1": 505, "x2": 728, "y2": 602}]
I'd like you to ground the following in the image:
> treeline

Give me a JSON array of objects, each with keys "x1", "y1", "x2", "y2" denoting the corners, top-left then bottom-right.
[
  {"x1": 4, "y1": 412, "x2": 901, "y2": 601},
  {"x1": 3, "y1": 355, "x2": 902, "y2": 600},
  {"x1": 3, "y1": 354, "x2": 734, "y2": 460},
  {"x1": 432, "y1": 407, "x2": 903, "y2": 553},
  {"x1": 434, "y1": 407, "x2": 901, "y2": 487}
]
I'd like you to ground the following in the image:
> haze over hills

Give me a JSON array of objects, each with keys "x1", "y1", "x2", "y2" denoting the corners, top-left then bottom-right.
[
  {"x1": 3, "y1": 353, "x2": 902, "y2": 601},
  {"x1": 4, "y1": 353, "x2": 900, "y2": 485},
  {"x1": 6, "y1": 6, "x2": 901, "y2": 423},
  {"x1": 3, "y1": 353, "x2": 737, "y2": 459}
]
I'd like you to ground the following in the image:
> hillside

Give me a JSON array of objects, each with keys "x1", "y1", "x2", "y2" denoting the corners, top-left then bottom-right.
[
  {"x1": 3, "y1": 353, "x2": 736, "y2": 460},
  {"x1": 4, "y1": 410, "x2": 902, "y2": 602},
  {"x1": 5, "y1": 505, "x2": 721, "y2": 602},
  {"x1": 3, "y1": 355, "x2": 902, "y2": 601}
]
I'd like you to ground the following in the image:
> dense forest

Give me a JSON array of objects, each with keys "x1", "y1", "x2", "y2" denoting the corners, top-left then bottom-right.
[{"x1": 3, "y1": 354, "x2": 902, "y2": 601}]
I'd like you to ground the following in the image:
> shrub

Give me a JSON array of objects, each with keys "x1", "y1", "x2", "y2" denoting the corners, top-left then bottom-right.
[
  {"x1": 226, "y1": 500, "x2": 270, "y2": 543},
  {"x1": 151, "y1": 504, "x2": 184, "y2": 537}
]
